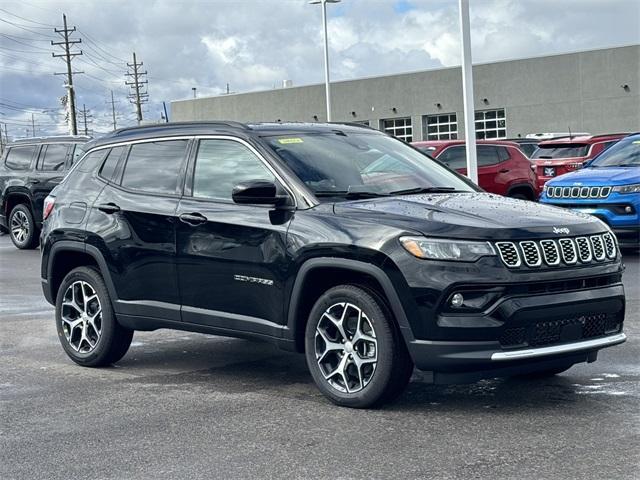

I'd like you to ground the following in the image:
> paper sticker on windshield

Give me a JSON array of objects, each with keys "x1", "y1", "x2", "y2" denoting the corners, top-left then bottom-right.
[{"x1": 278, "y1": 138, "x2": 304, "y2": 144}]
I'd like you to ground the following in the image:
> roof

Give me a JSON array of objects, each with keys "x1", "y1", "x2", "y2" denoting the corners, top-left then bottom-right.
[
  {"x1": 538, "y1": 133, "x2": 629, "y2": 146},
  {"x1": 8, "y1": 135, "x2": 90, "y2": 146},
  {"x1": 85, "y1": 121, "x2": 379, "y2": 149}
]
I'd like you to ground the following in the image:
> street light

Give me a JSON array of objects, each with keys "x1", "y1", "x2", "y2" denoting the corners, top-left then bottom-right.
[{"x1": 310, "y1": 0, "x2": 340, "y2": 122}]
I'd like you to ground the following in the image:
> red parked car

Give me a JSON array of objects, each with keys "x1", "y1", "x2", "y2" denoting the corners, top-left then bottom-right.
[
  {"x1": 531, "y1": 133, "x2": 627, "y2": 191},
  {"x1": 412, "y1": 140, "x2": 539, "y2": 200}
]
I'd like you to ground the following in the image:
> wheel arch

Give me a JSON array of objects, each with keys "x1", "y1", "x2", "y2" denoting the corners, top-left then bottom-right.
[
  {"x1": 4, "y1": 190, "x2": 33, "y2": 217},
  {"x1": 45, "y1": 241, "x2": 118, "y2": 307},
  {"x1": 506, "y1": 182, "x2": 536, "y2": 200},
  {"x1": 286, "y1": 257, "x2": 415, "y2": 353}
]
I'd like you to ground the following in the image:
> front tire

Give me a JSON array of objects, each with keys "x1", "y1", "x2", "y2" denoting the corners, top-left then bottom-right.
[
  {"x1": 305, "y1": 285, "x2": 413, "y2": 408},
  {"x1": 9, "y1": 204, "x2": 39, "y2": 249},
  {"x1": 55, "y1": 266, "x2": 133, "y2": 367}
]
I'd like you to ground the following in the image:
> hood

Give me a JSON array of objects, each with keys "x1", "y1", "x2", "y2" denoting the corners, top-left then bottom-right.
[
  {"x1": 333, "y1": 192, "x2": 604, "y2": 240},
  {"x1": 549, "y1": 167, "x2": 640, "y2": 186}
]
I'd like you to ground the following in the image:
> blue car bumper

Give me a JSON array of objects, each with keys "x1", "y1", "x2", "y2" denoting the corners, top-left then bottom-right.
[{"x1": 540, "y1": 192, "x2": 640, "y2": 247}]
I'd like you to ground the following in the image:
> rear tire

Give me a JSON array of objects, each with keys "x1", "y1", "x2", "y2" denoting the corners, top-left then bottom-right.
[
  {"x1": 9, "y1": 204, "x2": 39, "y2": 249},
  {"x1": 305, "y1": 285, "x2": 413, "y2": 408},
  {"x1": 55, "y1": 266, "x2": 133, "y2": 367}
]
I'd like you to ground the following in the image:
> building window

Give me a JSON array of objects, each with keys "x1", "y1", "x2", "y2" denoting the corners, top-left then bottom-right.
[
  {"x1": 475, "y1": 108, "x2": 506, "y2": 139},
  {"x1": 423, "y1": 113, "x2": 458, "y2": 140},
  {"x1": 382, "y1": 117, "x2": 412, "y2": 142}
]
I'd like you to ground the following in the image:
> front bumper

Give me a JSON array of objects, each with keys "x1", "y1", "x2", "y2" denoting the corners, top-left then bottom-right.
[{"x1": 406, "y1": 282, "x2": 625, "y2": 381}]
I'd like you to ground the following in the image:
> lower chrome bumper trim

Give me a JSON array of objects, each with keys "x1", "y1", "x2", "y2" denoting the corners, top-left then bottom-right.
[{"x1": 491, "y1": 333, "x2": 626, "y2": 361}]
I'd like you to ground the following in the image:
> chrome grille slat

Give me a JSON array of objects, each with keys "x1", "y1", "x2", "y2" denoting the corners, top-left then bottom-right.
[
  {"x1": 559, "y1": 238, "x2": 578, "y2": 264},
  {"x1": 519, "y1": 241, "x2": 542, "y2": 267},
  {"x1": 575, "y1": 237, "x2": 593, "y2": 263},
  {"x1": 602, "y1": 232, "x2": 616, "y2": 259},
  {"x1": 590, "y1": 235, "x2": 606, "y2": 261},
  {"x1": 496, "y1": 242, "x2": 521, "y2": 268},
  {"x1": 540, "y1": 240, "x2": 560, "y2": 266}
]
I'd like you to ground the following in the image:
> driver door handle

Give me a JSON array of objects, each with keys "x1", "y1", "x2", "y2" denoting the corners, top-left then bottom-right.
[
  {"x1": 179, "y1": 212, "x2": 208, "y2": 226},
  {"x1": 499, "y1": 168, "x2": 510, "y2": 173}
]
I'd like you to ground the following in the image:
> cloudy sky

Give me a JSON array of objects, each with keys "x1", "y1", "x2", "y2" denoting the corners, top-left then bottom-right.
[{"x1": 0, "y1": 0, "x2": 638, "y2": 137}]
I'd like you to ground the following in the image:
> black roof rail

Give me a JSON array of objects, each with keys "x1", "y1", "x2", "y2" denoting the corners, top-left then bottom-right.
[
  {"x1": 110, "y1": 120, "x2": 250, "y2": 137},
  {"x1": 328, "y1": 121, "x2": 377, "y2": 131}
]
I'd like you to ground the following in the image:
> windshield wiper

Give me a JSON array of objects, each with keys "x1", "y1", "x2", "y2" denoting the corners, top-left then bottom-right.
[
  {"x1": 313, "y1": 190, "x2": 389, "y2": 199},
  {"x1": 389, "y1": 186, "x2": 461, "y2": 195}
]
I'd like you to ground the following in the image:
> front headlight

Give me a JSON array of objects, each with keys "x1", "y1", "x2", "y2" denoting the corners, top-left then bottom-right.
[
  {"x1": 612, "y1": 183, "x2": 640, "y2": 194},
  {"x1": 400, "y1": 236, "x2": 496, "y2": 261}
]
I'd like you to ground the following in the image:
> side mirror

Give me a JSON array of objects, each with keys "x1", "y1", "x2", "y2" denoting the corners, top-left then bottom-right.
[{"x1": 232, "y1": 180, "x2": 290, "y2": 207}]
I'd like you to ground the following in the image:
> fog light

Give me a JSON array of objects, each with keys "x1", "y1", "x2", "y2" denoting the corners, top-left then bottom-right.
[
  {"x1": 625, "y1": 206, "x2": 633, "y2": 214},
  {"x1": 450, "y1": 293, "x2": 464, "y2": 308}
]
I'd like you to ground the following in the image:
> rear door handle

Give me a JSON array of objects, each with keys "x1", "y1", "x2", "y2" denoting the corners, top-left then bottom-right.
[
  {"x1": 26, "y1": 179, "x2": 40, "y2": 185},
  {"x1": 97, "y1": 202, "x2": 121, "y2": 214},
  {"x1": 499, "y1": 169, "x2": 510, "y2": 173},
  {"x1": 179, "y1": 212, "x2": 208, "y2": 226}
]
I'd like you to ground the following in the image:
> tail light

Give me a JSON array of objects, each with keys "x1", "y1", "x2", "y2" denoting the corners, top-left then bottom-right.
[{"x1": 43, "y1": 195, "x2": 55, "y2": 220}]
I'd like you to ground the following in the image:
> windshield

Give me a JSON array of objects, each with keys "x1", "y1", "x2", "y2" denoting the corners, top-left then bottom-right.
[
  {"x1": 531, "y1": 144, "x2": 590, "y2": 159},
  {"x1": 264, "y1": 132, "x2": 476, "y2": 199},
  {"x1": 590, "y1": 137, "x2": 640, "y2": 167}
]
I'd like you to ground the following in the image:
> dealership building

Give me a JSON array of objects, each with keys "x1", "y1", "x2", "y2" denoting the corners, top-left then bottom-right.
[{"x1": 171, "y1": 45, "x2": 639, "y2": 142}]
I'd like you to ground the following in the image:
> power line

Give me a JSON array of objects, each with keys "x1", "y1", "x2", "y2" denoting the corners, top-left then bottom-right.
[
  {"x1": 0, "y1": 17, "x2": 55, "y2": 36},
  {"x1": 0, "y1": 8, "x2": 56, "y2": 27}
]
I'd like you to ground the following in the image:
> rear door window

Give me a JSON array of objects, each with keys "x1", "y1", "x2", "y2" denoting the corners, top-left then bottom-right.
[
  {"x1": 38, "y1": 144, "x2": 69, "y2": 171},
  {"x1": 121, "y1": 140, "x2": 189, "y2": 194},
  {"x1": 5, "y1": 145, "x2": 37, "y2": 170}
]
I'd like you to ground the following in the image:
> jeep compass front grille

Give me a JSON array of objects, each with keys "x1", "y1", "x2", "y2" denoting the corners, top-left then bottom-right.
[
  {"x1": 495, "y1": 233, "x2": 616, "y2": 269},
  {"x1": 547, "y1": 185, "x2": 611, "y2": 199}
]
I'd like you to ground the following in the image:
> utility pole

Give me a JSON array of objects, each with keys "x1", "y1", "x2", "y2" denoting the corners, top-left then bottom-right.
[
  {"x1": 106, "y1": 90, "x2": 118, "y2": 130},
  {"x1": 52, "y1": 14, "x2": 83, "y2": 136},
  {"x1": 79, "y1": 104, "x2": 92, "y2": 136},
  {"x1": 31, "y1": 113, "x2": 35, "y2": 137},
  {"x1": 125, "y1": 52, "x2": 148, "y2": 124}
]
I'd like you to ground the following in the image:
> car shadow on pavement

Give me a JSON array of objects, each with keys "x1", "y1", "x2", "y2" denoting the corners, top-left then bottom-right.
[{"x1": 115, "y1": 336, "x2": 632, "y2": 411}]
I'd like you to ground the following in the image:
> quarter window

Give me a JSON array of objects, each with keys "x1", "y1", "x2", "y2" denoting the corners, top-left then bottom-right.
[
  {"x1": 99, "y1": 146, "x2": 127, "y2": 182},
  {"x1": 423, "y1": 113, "x2": 458, "y2": 140},
  {"x1": 193, "y1": 139, "x2": 276, "y2": 200},
  {"x1": 5, "y1": 145, "x2": 37, "y2": 170},
  {"x1": 121, "y1": 140, "x2": 188, "y2": 194},
  {"x1": 38, "y1": 144, "x2": 68, "y2": 171},
  {"x1": 475, "y1": 109, "x2": 506, "y2": 139},
  {"x1": 382, "y1": 117, "x2": 413, "y2": 142}
]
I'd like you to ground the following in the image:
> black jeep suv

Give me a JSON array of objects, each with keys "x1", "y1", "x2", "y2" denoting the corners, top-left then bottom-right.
[
  {"x1": 40, "y1": 122, "x2": 626, "y2": 408},
  {"x1": 0, "y1": 136, "x2": 89, "y2": 249}
]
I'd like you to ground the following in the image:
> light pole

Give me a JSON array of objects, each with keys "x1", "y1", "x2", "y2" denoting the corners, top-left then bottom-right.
[
  {"x1": 310, "y1": 0, "x2": 340, "y2": 122},
  {"x1": 458, "y1": 0, "x2": 478, "y2": 183}
]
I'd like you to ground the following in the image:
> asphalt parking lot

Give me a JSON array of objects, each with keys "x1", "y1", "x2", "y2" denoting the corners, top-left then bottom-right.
[{"x1": 0, "y1": 233, "x2": 638, "y2": 480}]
